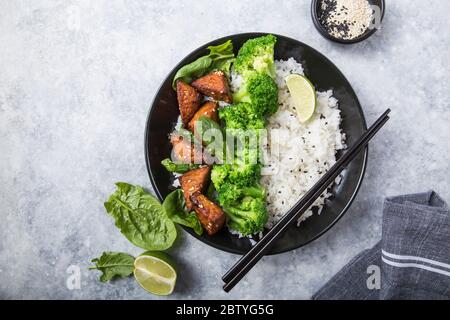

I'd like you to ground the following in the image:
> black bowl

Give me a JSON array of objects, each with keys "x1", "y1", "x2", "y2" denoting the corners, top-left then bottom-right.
[
  {"x1": 311, "y1": 0, "x2": 385, "y2": 44},
  {"x1": 145, "y1": 33, "x2": 367, "y2": 255}
]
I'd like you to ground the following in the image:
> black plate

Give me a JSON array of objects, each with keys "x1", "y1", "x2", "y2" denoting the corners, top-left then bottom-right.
[{"x1": 145, "y1": 33, "x2": 367, "y2": 255}]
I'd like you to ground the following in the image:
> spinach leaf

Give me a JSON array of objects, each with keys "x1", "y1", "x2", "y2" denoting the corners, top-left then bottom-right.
[
  {"x1": 208, "y1": 40, "x2": 234, "y2": 58},
  {"x1": 104, "y1": 183, "x2": 177, "y2": 250},
  {"x1": 172, "y1": 56, "x2": 212, "y2": 88},
  {"x1": 208, "y1": 40, "x2": 235, "y2": 76},
  {"x1": 206, "y1": 182, "x2": 218, "y2": 202},
  {"x1": 163, "y1": 189, "x2": 203, "y2": 235},
  {"x1": 89, "y1": 252, "x2": 135, "y2": 282},
  {"x1": 161, "y1": 158, "x2": 200, "y2": 174},
  {"x1": 194, "y1": 116, "x2": 227, "y2": 162},
  {"x1": 211, "y1": 57, "x2": 235, "y2": 77},
  {"x1": 172, "y1": 40, "x2": 235, "y2": 89},
  {"x1": 195, "y1": 116, "x2": 224, "y2": 141}
]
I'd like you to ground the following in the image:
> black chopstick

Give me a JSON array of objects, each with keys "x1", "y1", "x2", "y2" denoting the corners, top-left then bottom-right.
[{"x1": 222, "y1": 109, "x2": 391, "y2": 292}]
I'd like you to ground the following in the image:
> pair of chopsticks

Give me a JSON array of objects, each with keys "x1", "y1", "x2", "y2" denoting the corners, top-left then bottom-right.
[{"x1": 222, "y1": 109, "x2": 391, "y2": 292}]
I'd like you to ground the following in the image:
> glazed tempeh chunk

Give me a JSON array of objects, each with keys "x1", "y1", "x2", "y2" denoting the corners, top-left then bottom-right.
[
  {"x1": 170, "y1": 133, "x2": 203, "y2": 164},
  {"x1": 176, "y1": 80, "x2": 202, "y2": 125},
  {"x1": 179, "y1": 166, "x2": 211, "y2": 210},
  {"x1": 187, "y1": 101, "x2": 219, "y2": 132},
  {"x1": 190, "y1": 192, "x2": 226, "y2": 235},
  {"x1": 191, "y1": 71, "x2": 232, "y2": 103}
]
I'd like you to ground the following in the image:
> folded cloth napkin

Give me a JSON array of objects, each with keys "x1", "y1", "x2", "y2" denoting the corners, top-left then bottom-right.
[{"x1": 313, "y1": 191, "x2": 450, "y2": 300}]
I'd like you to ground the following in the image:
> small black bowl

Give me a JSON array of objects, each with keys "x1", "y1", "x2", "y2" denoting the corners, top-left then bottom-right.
[
  {"x1": 311, "y1": 0, "x2": 385, "y2": 44},
  {"x1": 145, "y1": 33, "x2": 368, "y2": 255}
]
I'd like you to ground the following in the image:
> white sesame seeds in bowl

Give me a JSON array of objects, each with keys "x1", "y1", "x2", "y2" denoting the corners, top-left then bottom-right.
[{"x1": 311, "y1": 0, "x2": 385, "y2": 44}]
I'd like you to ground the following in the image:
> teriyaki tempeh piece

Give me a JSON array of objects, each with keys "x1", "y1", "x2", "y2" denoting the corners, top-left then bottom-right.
[
  {"x1": 190, "y1": 192, "x2": 226, "y2": 235},
  {"x1": 191, "y1": 70, "x2": 232, "y2": 103},
  {"x1": 176, "y1": 80, "x2": 202, "y2": 125},
  {"x1": 179, "y1": 166, "x2": 211, "y2": 210}
]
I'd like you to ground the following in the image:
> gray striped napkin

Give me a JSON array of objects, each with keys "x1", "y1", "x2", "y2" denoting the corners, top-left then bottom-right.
[{"x1": 313, "y1": 191, "x2": 450, "y2": 300}]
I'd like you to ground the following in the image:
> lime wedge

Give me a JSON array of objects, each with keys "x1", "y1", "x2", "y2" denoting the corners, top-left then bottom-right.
[
  {"x1": 134, "y1": 251, "x2": 177, "y2": 296},
  {"x1": 285, "y1": 74, "x2": 316, "y2": 123}
]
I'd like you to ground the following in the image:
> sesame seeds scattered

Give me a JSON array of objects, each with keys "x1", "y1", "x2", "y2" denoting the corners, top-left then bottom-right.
[{"x1": 318, "y1": 0, "x2": 373, "y2": 40}]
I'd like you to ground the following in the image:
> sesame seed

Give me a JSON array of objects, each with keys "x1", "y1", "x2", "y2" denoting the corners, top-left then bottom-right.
[{"x1": 317, "y1": 0, "x2": 373, "y2": 40}]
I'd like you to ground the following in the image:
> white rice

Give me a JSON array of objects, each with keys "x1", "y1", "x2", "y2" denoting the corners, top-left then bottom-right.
[{"x1": 260, "y1": 58, "x2": 346, "y2": 228}]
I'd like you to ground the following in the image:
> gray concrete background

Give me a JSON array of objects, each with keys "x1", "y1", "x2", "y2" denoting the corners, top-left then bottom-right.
[{"x1": 1, "y1": 0, "x2": 449, "y2": 299}]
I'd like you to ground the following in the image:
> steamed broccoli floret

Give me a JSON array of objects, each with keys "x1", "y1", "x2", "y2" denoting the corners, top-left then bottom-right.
[
  {"x1": 211, "y1": 164, "x2": 263, "y2": 206},
  {"x1": 233, "y1": 73, "x2": 278, "y2": 116},
  {"x1": 234, "y1": 34, "x2": 277, "y2": 79},
  {"x1": 211, "y1": 164, "x2": 231, "y2": 187},
  {"x1": 219, "y1": 102, "x2": 266, "y2": 130},
  {"x1": 217, "y1": 182, "x2": 266, "y2": 211},
  {"x1": 211, "y1": 163, "x2": 260, "y2": 189},
  {"x1": 228, "y1": 163, "x2": 261, "y2": 188},
  {"x1": 234, "y1": 146, "x2": 260, "y2": 167},
  {"x1": 240, "y1": 184, "x2": 265, "y2": 199},
  {"x1": 223, "y1": 196, "x2": 268, "y2": 236},
  {"x1": 215, "y1": 182, "x2": 242, "y2": 205},
  {"x1": 232, "y1": 35, "x2": 278, "y2": 116}
]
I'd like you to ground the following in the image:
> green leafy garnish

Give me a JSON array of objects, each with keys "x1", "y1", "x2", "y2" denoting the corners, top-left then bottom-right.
[
  {"x1": 163, "y1": 189, "x2": 203, "y2": 235},
  {"x1": 161, "y1": 158, "x2": 200, "y2": 173},
  {"x1": 206, "y1": 183, "x2": 218, "y2": 202},
  {"x1": 104, "y1": 182, "x2": 177, "y2": 251},
  {"x1": 192, "y1": 116, "x2": 231, "y2": 162},
  {"x1": 172, "y1": 40, "x2": 235, "y2": 89},
  {"x1": 89, "y1": 252, "x2": 135, "y2": 282},
  {"x1": 208, "y1": 40, "x2": 236, "y2": 75}
]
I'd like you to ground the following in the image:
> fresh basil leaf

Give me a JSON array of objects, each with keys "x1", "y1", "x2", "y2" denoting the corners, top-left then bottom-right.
[
  {"x1": 161, "y1": 158, "x2": 200, "y2": 174},
  {"x1": 163, "y1": 189, "x2": 203, "y2": 235},
  {"x1": 172, "y1": 40, "x2": 235, "y2": 89},
  {"x1": 104, "y1": 182, "x2": 177, "y2": 250},
  {"x1": 89, "y1": 252, "x2": 135, "y2": 282}
]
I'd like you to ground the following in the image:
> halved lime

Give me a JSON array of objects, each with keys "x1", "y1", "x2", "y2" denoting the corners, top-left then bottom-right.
[
  {"x1": 133, "y1": 251, "x2": 177, "y2": 296},
  {"x1": 285, "y1": 74, "x2": 316, "y2": 123}
]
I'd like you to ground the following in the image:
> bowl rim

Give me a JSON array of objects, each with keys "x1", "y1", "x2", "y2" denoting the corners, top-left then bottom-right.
[
  {"x1": 310, "y1": 0, "x2": 386, "y2": 44},
  {"x1": 144, "y1": 32, "x2": 368, "y2": 255}
]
